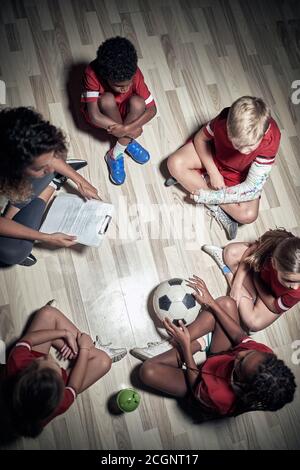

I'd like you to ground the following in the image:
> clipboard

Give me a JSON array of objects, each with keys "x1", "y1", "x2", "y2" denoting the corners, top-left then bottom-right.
[
  {"x1": 40, "y1": 193, "x2": 114, "y2": 247},
  {"x1": 99, "y1": 215, "x2": 112, "y2": 235}
]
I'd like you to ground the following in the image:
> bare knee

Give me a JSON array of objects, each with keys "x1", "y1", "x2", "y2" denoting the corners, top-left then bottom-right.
[
  {"x1": 235, "y1": 207, "x2": 258, "y2": 224},
  {"x1": 99, "y1": 92, "x2": 117, "y2": 113},
  {"x1": 139, "y1": 360, "x2": 157, "y2": 386},
  {"x1": 128, "y1": 95, "x2": 146, "y2": 114},
  {"x1": 167, "y1": 152, "x2": 186, "y2": 176},
  {"x1": 97, "y1": 350, "x2": 112, "y2": 374},
  {"x1": 215, "y1": 296, "x2": 237, "y2": 313},
  {"x1": 34, "y1": 305, "x2": 56, "y2": 325},
  {"x1": 223, "y1": 243, "x2": 244, "y2": 266}
]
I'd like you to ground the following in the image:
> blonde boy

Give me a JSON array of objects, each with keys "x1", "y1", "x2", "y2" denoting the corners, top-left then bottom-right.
[{"x1": 167, "y1": 96, "x2": 281, "y2": 239}]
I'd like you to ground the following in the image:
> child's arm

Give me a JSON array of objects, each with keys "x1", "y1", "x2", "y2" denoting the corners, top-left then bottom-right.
[
  {"x1": 163, "y1": 318, "x2": 200, "y2": 390},
  {"x1": 22, "y1": 329, "x2": 73, "y2": 347},
  {"x1": 188, "y1": 278, "x2": 246, "y2": 345},
  {"x1": 192, "y1": 158, "x2": 273, "y2": 205},
  {"x1": 67, "y1": 333, "x2": 94, "y2": 394},
  {"x1": 193, "y1": 128, "x2": 225, "y2": 189}
]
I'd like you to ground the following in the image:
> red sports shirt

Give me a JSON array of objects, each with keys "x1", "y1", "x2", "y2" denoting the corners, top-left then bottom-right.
[
  {"x1": 81, "y1": 62, "x2": 155, "y2": 111},
  {"x1": 6, "y1": 341, "x2": 76, "y2": 424},
  {"x1": 202, "y1": 108, "x2": 281, "y2": 186},
  {"x1": 260, "y1": 258, "x2": 300, "y2": 313},
  {"x1": 194, "y1": 337, "x2": 273, "y2": 415}
]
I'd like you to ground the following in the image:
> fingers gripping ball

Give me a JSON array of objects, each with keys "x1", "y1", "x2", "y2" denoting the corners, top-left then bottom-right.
[
  {"x1": 153, "y1": 278, "x2": 200, "y2": 326},
  {"x1": 117, "y1": 389, "x2": 141, "y2": 412}
]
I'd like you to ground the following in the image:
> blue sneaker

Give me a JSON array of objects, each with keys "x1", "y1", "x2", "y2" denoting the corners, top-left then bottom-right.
[
  {"x1": 105, "y1": 149, "x2": 126, "y2": 185},
  {"x1": 126, "y1": 140, "x2": 150, "y2": 164}
]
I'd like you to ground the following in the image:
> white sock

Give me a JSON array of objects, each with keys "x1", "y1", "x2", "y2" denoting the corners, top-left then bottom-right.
[{"x1": 112, "y1": 141, "x2": 127, "y2": 160}]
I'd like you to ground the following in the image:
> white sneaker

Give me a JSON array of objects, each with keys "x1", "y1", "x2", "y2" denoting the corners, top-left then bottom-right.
[
  {"x1": 130, "y1": 340, "x2": 172, "y2": 361},
  {"x1": 206, "y1": 205, "x2": 238, "y2": 240},
  {"x1": 202, "y1": 245, "x2": 227, "y2": 271},
  {"x1": 94, "y1": 336, "x2": 127, "y2": 363}
]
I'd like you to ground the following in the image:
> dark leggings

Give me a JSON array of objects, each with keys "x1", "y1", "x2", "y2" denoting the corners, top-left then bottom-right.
[{"x1": 0, "y1": 174, "x2": 53, "y2": 266}]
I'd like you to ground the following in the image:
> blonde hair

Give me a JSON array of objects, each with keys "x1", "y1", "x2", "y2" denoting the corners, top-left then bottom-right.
[
  {"x1": 245, "y1": 228, "x2": 300, "y2": 273},
  {"x1": 227, "y1": 96, "x2": 270, "y2": 149}
]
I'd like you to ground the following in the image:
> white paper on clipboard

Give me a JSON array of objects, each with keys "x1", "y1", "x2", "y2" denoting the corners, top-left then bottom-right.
[{"x1": 40, "y1": 193, "x2": 114, "y2": 247}]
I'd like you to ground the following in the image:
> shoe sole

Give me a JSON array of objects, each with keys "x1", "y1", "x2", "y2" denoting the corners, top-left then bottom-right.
[
  {"x1": 112, "y1": 351, "x2": 127, "y2": 363},
  {"x1": 104, "y1": 153, "x2": 126, "y2": 185}
]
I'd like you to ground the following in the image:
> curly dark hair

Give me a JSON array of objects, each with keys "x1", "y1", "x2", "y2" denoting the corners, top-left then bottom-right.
[
  {"x1": 238, "y1": 354, "x2": 296, "y2": 412},
  {"x1": 95, "y1": 36, "x2": 138, "y2": 82},
  {"x1": 0, "y1": 107, "x2": 67, "y2": 202}
]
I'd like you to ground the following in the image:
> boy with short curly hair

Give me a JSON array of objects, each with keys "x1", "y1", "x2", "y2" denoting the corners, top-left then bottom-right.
[{"x1": 81, "y1": 36, "x2": 157, "y2": 185}]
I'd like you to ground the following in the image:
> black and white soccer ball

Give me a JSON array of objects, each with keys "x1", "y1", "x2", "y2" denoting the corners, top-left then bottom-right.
[{"x1": 153, "y1": 278, "x2": 200, "y2": 326}]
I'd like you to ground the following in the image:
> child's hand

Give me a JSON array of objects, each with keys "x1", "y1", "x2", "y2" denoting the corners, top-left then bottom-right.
[
  {"x1": 186, "y1": 276, "x2": 215, "y2": 306},
  {"x1": 63, "y1": 331, "x2": 78, "y2": 356},
  {"x1": 58, "y1": 343, "x2": 76, "y2": 360},
  {"x1": 77, "y1": 332, "x2": 94, "y2": 350},
  {"x1": 127, "y1": 127, "x2": 143, "y2": 139},
  {"x1": 163, "y1": 317, "x2": 191, "y2": 350},
  {"x1": 208, "y1": 172, "x2": 225, "y2": 190},
  {"x1": 107, "y1": 124, "x2": 127, "y2": 138}
]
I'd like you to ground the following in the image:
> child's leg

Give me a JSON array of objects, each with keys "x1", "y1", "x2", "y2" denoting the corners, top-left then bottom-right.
[
  {"x1": 223, "y1": 242, "x2": 257, "y2": 297},
  {"x1": 223, "y1": 243, "x2": 278, "y2": 330},
  {"x1": 220, "y1": 198, "x2": 260, "y2": 224},
  {"x1": 98, "y1": 92, "x2": 129, "y2": 147},
  {"x1": 123, "y1": 95, "x2": 145, "y2": 128},
  {"x1": 77, "y1": 348, "x2": 112, "y2": 392},
  {"x1": 27, "y1": 305, "x2": 111, "y2": 388},
  {"x1": 167, "y1": 142, "x2": 210, "y2": 193},
  {"x1": 25, "y1": 305, "x2": 80, "y2": 355},
  {"x1": 140, "y1": 297, "x2": 240, "y2": 396}
]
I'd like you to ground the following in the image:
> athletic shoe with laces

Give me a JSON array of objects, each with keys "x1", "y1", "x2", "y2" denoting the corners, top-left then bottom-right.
[
  {"x1": 201, "y1": 245, "x2": 228, "y2": 271},
  {"x1": 94, "y1": 336, "x2": 127, "y2": 363},
  {"x1": 130, "y1": 340, "x2": 172, "y2": 361},
  {"x1": 105, "y1": 149, "x2": 126, "y2": 185},
  {"x1": 18, "y1": 253, "x2": 37, "y2": 267},
  {"x1": 206, "y1": 205, "x2": 238, "y2": 240},
  {"x1": 51, "y1": 159, "x2": 88, "y2": 190}
]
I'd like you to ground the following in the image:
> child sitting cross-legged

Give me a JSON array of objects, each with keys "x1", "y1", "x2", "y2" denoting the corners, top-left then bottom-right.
[
  {"x1": 132, "y1": 278, "x2": 295, "y2": 418},
  {"x1": 4, "y1": 301, "x2": 127, "y2": 437}
]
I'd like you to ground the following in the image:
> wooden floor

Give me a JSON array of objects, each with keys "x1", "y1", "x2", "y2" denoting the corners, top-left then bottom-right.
[{"x1": 1, "y1": 0, "x2": 300, "y2": 450}]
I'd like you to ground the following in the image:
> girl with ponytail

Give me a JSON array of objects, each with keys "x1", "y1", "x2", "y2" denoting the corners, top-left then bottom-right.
[{"x1": 201, "y1": 228, "x2": 300, "y2": 331}]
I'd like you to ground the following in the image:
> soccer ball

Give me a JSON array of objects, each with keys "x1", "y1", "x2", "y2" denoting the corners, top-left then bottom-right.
[{"x1": 153, "y1": 278, "x2": 200, "y2": 326}]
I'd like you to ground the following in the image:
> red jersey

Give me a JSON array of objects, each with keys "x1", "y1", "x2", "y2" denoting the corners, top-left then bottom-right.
[
  {"x1": 202, "y1": 108, "x2": 281, "y2": 186},
  {"x1": 194, "y1": 337, "x2": 273, "y2": 415},
  {"x1": 6, "y1": 341, "x2": 76, "y2": 424},
  {"x1": 81, "y1": 62, "x2": 155, "y2": 114},
  {"x1": 260, "y1": 258, "x2": 300, "y2": 313}
]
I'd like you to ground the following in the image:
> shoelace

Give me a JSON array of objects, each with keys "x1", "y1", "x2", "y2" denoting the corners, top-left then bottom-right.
[{"x1": 206, "y1": 208, "x2": 224, "y2": 231}]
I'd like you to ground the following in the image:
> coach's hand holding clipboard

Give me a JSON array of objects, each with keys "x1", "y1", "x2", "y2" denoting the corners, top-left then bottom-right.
[{"x1": 40, "y1": 194, "x2": 114, "y2": 247}]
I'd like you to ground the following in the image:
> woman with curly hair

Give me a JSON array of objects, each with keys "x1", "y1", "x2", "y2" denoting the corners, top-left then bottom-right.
[
  {"x1": 0, "y1": 107, "x2": 100, "y2": 267},
  {"x1": 133, "y1": 279, "x2": 296, "y2": 418},
  {"x1": 202, "y1": 228, "x2": 300, "y2": 331},
  {"x1": 81, "y1": 36, "x2": 157, "y2": 185}
]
